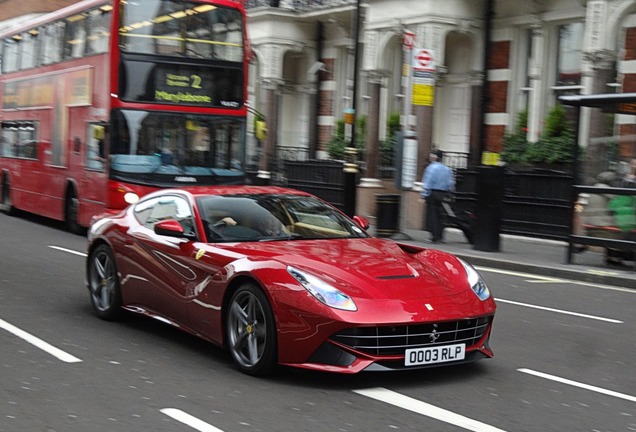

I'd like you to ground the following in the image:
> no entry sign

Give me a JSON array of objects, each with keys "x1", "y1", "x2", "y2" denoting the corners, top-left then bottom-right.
[{"x1": 412, "y1": 48, "x2": 435, "y2": 71}]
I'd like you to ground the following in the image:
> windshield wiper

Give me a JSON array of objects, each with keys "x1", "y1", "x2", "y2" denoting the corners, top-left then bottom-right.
[{"x1": 259, "y1": 233, "x2": 304, "y2": 242}]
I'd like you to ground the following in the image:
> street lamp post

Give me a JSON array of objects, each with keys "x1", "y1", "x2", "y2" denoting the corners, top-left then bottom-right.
[{"x1": 343, "y1": 0, "x2": 362, "y2": 218}]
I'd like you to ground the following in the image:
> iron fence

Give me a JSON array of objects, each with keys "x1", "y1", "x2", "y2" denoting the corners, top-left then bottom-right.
[
  {"x1": 245, "y1": 0, "x2": 357, "y2": 11},
  {"x1": 282, "y1": 160, "x2": 347, "y2": 210},
  {"x1": 453, "y1": 168, "x2": 573, "y2": 240},
  {"x1": 272, "y1": 151, "x2": 572, "y2": 240}
]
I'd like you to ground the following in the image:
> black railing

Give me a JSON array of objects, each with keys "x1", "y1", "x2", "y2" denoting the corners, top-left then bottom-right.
[
  {"x1": 245, "y1": 0, "x2": 357, "y2": 11},
  {"x1": 276, "y1": 146, "x2": 310, "y2": 162},
  {"x1": 282, "y1": 160, "x2": 348, "y2": 210},
  {"x1": 453, "y1": 168, "x2": 573, "y2": 240},
  {"x1": 273, "y1": 150, "x2": 574, "y2": 240}
]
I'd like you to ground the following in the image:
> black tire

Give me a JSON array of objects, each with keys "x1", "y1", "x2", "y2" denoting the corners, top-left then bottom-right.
[
  {"x1": 1, "y1": 175, "x2": 16, "y2": 216},
  {"x1": 87, "y1": 244, "x2": 123, "y2": 321},
  {"x1": 65, "y1": 192, "x2": 85, "y2": 235},
  {"x1": 226, "y1": 283, "x2": 278, "y2": 376}
]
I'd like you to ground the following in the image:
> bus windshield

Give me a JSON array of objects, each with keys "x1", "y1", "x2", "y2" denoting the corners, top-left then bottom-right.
[
  {"x1": 110, "y1": 110, "x2": 245, "y2": 185},
  {"x1": 119, "y1": 0, "x2": 243, "y2": 62}
]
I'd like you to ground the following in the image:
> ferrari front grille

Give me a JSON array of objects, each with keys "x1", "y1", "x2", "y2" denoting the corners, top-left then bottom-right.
[{"x1": 331, "y1": 316, "x2": 491, "y2": 356}]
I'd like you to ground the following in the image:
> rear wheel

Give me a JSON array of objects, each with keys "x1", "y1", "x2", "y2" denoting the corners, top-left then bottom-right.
[
  {"x1": 226, "y1": 284, "x2": 277, "y2": 375},
  {"x1": 88, "y1": 244, "x2": 123, "y2": 321}
]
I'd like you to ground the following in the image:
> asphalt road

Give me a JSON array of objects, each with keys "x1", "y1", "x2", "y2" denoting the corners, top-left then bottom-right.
[{"x1": 1, "y1": 210, "x2": 635, "y2": 432}]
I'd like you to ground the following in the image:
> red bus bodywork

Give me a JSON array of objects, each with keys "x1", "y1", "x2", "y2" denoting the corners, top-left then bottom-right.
[{"x1": 0, "y1": 0, "x2": 248, "y2": 232}]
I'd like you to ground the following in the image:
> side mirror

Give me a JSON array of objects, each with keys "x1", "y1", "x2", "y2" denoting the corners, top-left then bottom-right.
[
  {"x1": 353, "y1": 215, "x2": 370, "y2": 230},
  {"x1": 154, "y1": 220, "x2": 195, "y2": 240}
]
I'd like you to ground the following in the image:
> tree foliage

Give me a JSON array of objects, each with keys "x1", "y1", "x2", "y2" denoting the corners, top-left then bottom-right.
[
  {"x1": 502, "y1": 105, "x2": 577, "y2": 167},
  {"x1": 379, "y1": 112, "x2": 401, "y2": 166},
  {"x1": 327, "y1": 116, "x2": 366, "y2": 159}
]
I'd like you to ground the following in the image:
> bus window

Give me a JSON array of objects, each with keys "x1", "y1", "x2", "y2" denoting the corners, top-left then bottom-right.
[
  {"x1": 86, "y1": 124, "x2": 106, "y2": 171},
  {"x1": 41, "y1": 21, "x2": 64, "y2": 65},
  {"x1": 1, "y1": 124, "x2": 18, "y2": 157},
  {"x1": 119, "y1": 0, "x2": 243, "y2": 62},
  {"x1": 16, "y1": 140, "x2": 37, "y2": 159},
  {"x1": 64, "y1": 13, "x2": 88, "y2": 59},
  {"x1": 201, "y1": 9, "x2": 243, "y2": 62},
  {"x1": 86, "y1": 7, "x2": 111, "y2": 55},
  {"x1": 2, "y1": 37, "x2": 20, "y2": 73},
  {"x1": 20, "y1": 31, "x2": 38, "y2": 70},
  {"x1": 0, "y1": 122, "x2": 37, "y2": 158},
  {"x1": 111, "y1": 109, "x2": 245, "y2": 179}
]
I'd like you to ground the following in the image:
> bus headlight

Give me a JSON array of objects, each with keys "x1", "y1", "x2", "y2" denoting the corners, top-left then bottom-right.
[{"x1": 124, "y1": 192, "x2": 139, "y2": 204}]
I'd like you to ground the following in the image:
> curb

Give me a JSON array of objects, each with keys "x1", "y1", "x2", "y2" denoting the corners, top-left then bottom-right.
[
  {"x1": 451, "y1": 252, "x2": 636, "y2": 289},
  {"x1": 397, "y1": 228, "x2": 635, "y2": 289}
]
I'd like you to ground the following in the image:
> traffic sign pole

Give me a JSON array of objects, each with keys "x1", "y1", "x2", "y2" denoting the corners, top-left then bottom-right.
[{"x1": 402, "y1": 33, "x2": 414, "y2": 131}]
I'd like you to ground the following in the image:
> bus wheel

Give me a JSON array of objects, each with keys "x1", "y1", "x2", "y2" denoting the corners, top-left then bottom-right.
[
  {"x1": 65, "y1": 193, "x2": 84, "y2": 235},
  {"x1": 1, "y1": 176, "x2": 16, "y2": 216}
]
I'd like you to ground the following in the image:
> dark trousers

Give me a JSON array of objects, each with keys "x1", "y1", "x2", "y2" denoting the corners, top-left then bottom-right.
[{"x1": 426, "y1": 190, "x2": 447, "y2": 242}]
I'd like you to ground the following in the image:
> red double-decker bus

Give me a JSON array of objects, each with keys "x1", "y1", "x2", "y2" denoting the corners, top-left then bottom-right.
[{"x1": 0, "y1": 0, "x2": 248, "y2": 233}]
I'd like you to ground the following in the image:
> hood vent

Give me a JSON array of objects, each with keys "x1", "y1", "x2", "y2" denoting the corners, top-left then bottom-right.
[{"x1": 376, "y1": 274, "x2": 416, "y2": 280}]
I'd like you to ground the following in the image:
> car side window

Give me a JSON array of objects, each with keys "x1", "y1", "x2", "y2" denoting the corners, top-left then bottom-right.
[{"x1": 134, "y1": 195, "x2": 196, "y2": 236}]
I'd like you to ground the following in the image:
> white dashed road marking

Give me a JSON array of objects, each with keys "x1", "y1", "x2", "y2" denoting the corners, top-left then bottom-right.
[
  {"x1": 0, "y1": 318, "x2": 82, "y2": 363},
  {"x1": 495, "y1": 298, "x2": 623, "y2": 323},
  {"x1": 476, "y1": 266, "x2": 635, "y2": 292},
  {"x1": 353, "y1": 387, "x2": 508, "y2": 432},
  {"x1": 48, "y1": 245, "x2": 87, "y2": 257},
  {"x1": 518, "y1": 369, "x2": 636, "y2": 403},
  {"x1": 161, "y1": 408, "x2": 225, "y2": 432}
]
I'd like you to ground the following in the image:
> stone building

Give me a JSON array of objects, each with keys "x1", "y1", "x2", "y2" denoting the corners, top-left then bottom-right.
[
  {"x1": 247, "y1": 0, "x2": 636, "y2": 178},
  {"x1": 3, "y1": 0, "x2": 636, "y2": 181}
]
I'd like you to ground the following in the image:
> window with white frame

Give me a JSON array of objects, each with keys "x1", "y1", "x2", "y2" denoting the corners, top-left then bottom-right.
[
  {"x1": 554, "y1": 22, "x2": 584, "y2": 92},
  {"x1": 518, "y1": 27, "x2": 533, "y2": 112}
]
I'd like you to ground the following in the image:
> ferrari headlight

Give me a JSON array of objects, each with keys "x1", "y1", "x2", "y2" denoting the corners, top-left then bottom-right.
[
  {"x1": 287, "y1": 266, "x2": 357, "y2": 311},
  {"x1": 459, "y1": 259, "x2": 491, "y2": 301}
]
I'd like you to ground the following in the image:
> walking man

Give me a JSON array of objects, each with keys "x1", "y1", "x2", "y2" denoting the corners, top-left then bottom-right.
[{"x1": 421, "y1": 149, "x2": 455, "y2": 243}]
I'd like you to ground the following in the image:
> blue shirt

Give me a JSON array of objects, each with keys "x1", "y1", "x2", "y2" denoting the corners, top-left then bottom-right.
[{"x1": 421, "y1": 161, "x2": 455, "y2": 198}]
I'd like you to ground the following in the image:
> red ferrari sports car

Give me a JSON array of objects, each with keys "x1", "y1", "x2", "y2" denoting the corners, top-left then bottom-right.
[{"x1": 86, "y1": 185, "x2": 495, "y2": 375}]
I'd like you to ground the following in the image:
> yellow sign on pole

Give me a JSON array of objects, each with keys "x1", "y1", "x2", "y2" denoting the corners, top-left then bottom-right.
[
  {"x1": 481, "y1": 151, "x2": 501, "y2": 166},
  {"x1": 411, "y1": 69, "x2": 435, "y2": 106},
  {"x1": 412, "y1": 83, "x2": 435, "y2": 106}
]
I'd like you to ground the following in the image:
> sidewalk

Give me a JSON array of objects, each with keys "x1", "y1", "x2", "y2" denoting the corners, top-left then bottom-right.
[{"x1": 388, "y1": 228, "x2": 636, "y2": 289}]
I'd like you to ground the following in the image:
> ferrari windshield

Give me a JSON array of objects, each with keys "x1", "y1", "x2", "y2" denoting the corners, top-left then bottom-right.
[
  {"x1": 196, "y1": 194, "x2": 370, "y2": 242},
  {"x1": 119, "y1": 0, "x2": 244, "y2": 62}
]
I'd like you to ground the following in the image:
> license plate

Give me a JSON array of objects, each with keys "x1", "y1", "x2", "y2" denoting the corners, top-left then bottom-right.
[{"x1": 405, "y1": 344, "x2": 465, "y2": 366}]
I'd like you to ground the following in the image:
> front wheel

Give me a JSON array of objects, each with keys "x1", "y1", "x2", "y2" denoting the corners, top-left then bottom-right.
[
  {"x1": 88, "y1": 244, "x2": 123, "y2": 321},
  {"x1": 226, "y1": 284, "x2": 277, "y2": 376},
  {"x1": 65, "y1": 193, "x2": 85, "y2": 235}
]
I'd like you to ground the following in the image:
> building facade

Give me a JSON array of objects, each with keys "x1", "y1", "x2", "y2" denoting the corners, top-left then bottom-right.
[
  {"x1": 246, "y1": 0, "x2": 636, "y2": 181},
  {"x1": 3, "y1": 0, "x2": 636, "y2": 180}
]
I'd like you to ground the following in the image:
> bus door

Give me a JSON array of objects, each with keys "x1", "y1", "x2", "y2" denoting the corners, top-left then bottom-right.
[
  {"x1": 32, "y1": 111, "x2": 61, "y2": 220},
  {"x1": 79, "y1": 123, "x2": 108, "y2": 225},
  {"x1": 44, "y1": 103, "x2": 70, "y2": 220}
]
